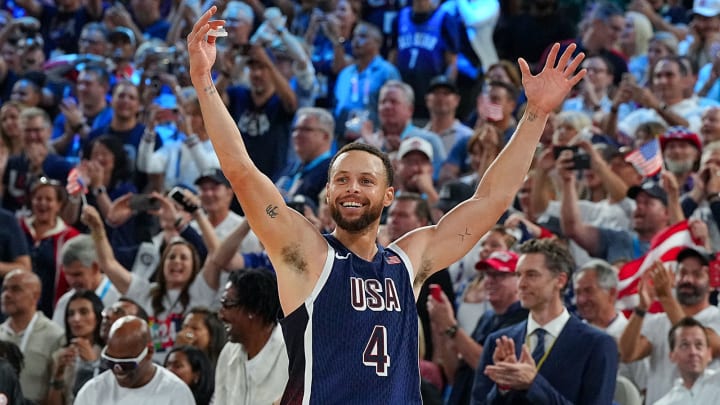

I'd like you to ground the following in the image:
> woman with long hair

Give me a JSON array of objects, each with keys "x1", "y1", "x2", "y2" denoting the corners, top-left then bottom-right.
[
  {"x1": 164, "y1": 346, "x2": 215, "y2": 405},
  {"x1": 81, "y1": 205, "x2": 222, "y2": 363},
  {"x1": 0, "y1": 101, "x2": 26, "y2": 192},
  {"x1": 47, "y1": 290, "x2": 104, "y2": 405}
]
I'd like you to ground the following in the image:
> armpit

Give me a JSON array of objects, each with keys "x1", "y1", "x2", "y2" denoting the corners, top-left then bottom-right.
[{"x1": 281, "y1": 243, "x2": 308, "y2": 273}]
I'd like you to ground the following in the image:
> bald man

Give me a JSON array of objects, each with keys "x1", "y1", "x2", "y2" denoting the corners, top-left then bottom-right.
[
  {"x1": 75, "y1": 316, "x2": 194, "y2": 405},
  {"x1": 0, "y1": 269, "x2": 64, "y2": 404}
]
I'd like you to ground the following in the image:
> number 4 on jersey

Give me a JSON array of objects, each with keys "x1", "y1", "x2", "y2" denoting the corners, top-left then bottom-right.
[{"x1": 363, "y1": 325, "x2": 390, "y2": 376}]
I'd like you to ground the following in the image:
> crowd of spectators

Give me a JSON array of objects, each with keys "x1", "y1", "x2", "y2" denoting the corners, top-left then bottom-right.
[{"x1": 3, "y1": 0, "x2": 720, "y2": 403}]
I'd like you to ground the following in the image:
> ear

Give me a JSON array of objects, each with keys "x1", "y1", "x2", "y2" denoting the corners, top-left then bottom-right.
[
  {"x1": 92, "y1": 262, "x2": 101, "y2": 274},
  {"x1": 383, "y1": 187, "x2": 395, "y2": 208},
  {"x1": 556, "y1": 272, "x2": 568, "y2": 292}
]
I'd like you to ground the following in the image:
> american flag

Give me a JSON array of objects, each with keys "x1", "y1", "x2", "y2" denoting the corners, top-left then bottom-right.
[
  {"x1": 624, "y1": 138, "x2": 663, "y2": 178},
  {"x1": 66, "y1": 168, "x2": 88, "y2": 198},
  {"x1": 617, "y1": 220, "x2": 703, "y2": 313}
]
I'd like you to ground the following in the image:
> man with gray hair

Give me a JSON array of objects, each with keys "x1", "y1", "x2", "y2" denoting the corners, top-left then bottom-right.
[
  {"x1": 275, "y1": 107, "x2": 335, "y2": 206},
  {"x1": 573, "y1": 259, "x2": 647, "y2": 392},
  {"x1": 365, "y1": 80, "x2": 446, "y2": 179},
  {"x1": 52, "y1": 235, "x2": 120, "y2": 326}
]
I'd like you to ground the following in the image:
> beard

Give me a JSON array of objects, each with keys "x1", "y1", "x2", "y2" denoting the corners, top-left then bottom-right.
[
  {"x1": 664, "y1": 158, "x2": 694, "y2": 175},
  {"x1": 676, "y1": 282, "x2": 708, "y2": 306},
  {"x1": 330, "y1": 199, "x2": 384, "y2": 233}
]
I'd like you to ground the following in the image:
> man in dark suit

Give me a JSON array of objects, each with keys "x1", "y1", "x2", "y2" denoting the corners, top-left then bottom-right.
[{"x1": 471, "y1": 239, "x2": 618, "y2": 405}]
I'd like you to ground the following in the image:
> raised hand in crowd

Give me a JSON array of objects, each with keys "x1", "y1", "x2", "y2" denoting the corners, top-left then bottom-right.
[
  {"x1": 105, "y1": 192, "x2": 134, "y2": 227},
  {"x1": 659, "y1": 170, "x2": 684, "y2": 225}
]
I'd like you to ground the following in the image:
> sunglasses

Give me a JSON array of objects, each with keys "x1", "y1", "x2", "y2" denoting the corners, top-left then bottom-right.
[
  {"x1": 101, "y1": 346, "x2": 148, "y2": 372},
  {"x1": 219, "y1": 297, "x2": 242, "y2": 310}
]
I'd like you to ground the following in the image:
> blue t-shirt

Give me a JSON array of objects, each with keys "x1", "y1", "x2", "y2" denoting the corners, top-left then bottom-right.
[
  {"x1": 227, "y1": 86, "x2": 295, "y2": 181},
  {"x1": 597, "y1": 228, "x2": 649, "y2": 264}
]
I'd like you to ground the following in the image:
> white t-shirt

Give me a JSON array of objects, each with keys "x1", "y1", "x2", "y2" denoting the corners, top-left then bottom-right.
[
  {"x1": 214, "y1": 325, "x2": 289, "y2": 405},
  {"x1": 75, "y1": 366, "x2": 195, "y2": 405},
  {"x1": 52, "y1": 276, "x2": 121, "y2": 326},
  {"x1": 641, "y1": 306, "x2": 720, "y2": 404},
  {"x1": 125, "y1": 273, "x2": 217, "y2": 363}
]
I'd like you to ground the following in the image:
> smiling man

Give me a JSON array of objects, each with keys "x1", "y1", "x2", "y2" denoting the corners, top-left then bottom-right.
[
  {"x1": 188, "y1": 7, "x2": 585, "y2": 403},
  {"x1": 75, "y1": 316, "x2": 194, "y2": 404},
  {"x1": 214, "y1": 269, "x2": 288, "y2": 405}
]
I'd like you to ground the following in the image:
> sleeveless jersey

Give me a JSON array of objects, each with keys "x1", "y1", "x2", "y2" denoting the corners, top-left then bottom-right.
[
  {"x1": 396, "y1": 7, "x2": 448, "y2": 80},
  {"x1": 280, "y1": 235, "x2": 421, "y2": 404}
]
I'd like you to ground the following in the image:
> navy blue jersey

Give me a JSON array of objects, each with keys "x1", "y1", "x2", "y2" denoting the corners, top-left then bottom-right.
[{"x1": 280, "y1": 235, "x2": 421, "y2": 404}]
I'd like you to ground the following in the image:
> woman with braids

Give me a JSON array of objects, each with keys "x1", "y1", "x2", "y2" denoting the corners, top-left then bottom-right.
[{"x1": 80, "y1": 204, "x2": 222, "y2": 363}]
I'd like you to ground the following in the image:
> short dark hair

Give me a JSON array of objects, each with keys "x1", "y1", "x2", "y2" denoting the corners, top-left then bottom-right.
[
  {"x1": 668, "y1": 317, "x2": 709, "y2": 351},
  {"x1": 228, "y1": 269, "x2": 281, "y2": 325},
  {"x1": 81, "y1": 65, "x2": 111, "y2": 87},
  {"x1": 0, "y1": 341, "x2": 24, "y2": 375},
  {"x1": 394, "y1": 193, "x2": 432, "y2": 225},
  {"x1": 117, "y1": 296, "x2": 149, "y2": 322},
  {"x1": 164, "y1": 346, "x2": 214, "y2": 405},
  {"x1": 488, "y1": 80, "x2": 519, "y2": 102},
  {"x1": 517, "y1": 239, "x2": 575, "y2": 292},
  {"x1": 328, "y1": 142, "x2": 394, "y2": 187}
]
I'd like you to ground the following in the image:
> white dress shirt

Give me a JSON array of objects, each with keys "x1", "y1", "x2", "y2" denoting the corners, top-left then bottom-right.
[
  {"x1": 654, "y1": 369, "x2": 720, "y2": 405},
  {"x1": 526, "y1": 308, "x2": 571, "y2": 355}
]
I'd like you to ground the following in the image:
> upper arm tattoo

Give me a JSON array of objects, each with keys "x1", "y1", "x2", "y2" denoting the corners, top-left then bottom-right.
[{"x1": 457, "y1": 227, "x2": 472, "y2": 243}]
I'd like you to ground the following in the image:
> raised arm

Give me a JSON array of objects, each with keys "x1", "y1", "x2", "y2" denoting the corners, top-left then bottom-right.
[
  {"x1": 187, "y1": 8, "x2": 327, "y2": 309},
  {"x1": 395, "y1": 44, "x2": 586, "y2": 280},
  {"x1": 80, "y1": 205, "x2": 132, "y2": 294},
  {"x1": 557, "y1": 151, "x2": 602, "y2": 256}
]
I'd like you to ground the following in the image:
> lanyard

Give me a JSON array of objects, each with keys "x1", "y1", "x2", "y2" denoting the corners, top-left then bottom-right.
[
  {"x1": 97, "y1": 278, "x2": 111, "y2": 301},
  {"x1": 525, "y1": 330, "x2": 558, "y2": 371},
  {"x1": 19, "y1": 312, "x2": 39, "y2": 353}
]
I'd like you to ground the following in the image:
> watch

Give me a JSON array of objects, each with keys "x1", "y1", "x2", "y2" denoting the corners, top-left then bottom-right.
[
  {"x1": 92, "y1": 186, "x2": 107, "y2": 196},
  {"x1": 444, "y1": 324, "x2": 459, "y2": 338}
]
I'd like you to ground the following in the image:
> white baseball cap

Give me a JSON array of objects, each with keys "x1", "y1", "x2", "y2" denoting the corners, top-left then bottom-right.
[
  {"x1": 694, "y1": 0, "x2": 720, "y2": 17},
  {"x1": 398, "y1": 137, "x2": 433, "y2": 161}
]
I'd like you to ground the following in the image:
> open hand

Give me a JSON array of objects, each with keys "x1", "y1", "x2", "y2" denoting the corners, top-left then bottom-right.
[
  {"x1": 520, "y1": 43, "x2": 586, "y2": 115},
  {"x1": 485, "y1": 344, "x2": 537, "y2": 390},
  {"x1": 187, "y1": 6, "x2": 226, "y2": 80}
]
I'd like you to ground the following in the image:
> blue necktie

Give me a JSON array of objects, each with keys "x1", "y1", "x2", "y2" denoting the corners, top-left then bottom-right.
[{"x1": 532, "y1": 328, "x2": 547, "y2": 364}]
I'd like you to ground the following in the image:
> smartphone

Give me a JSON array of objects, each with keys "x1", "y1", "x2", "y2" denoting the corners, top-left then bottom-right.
[
  {"x1": 169, "y1": 187, "x2": 197, "y2": 212},
  {"x1": 129, "y1": 194, "x2": 161, "y2": 212},
  {"x1": 429, "y1": 284, "x2": 443, "y2": 301},
  {"x1": 552, "y1": 145, "x2": 591, "y2": 170}
]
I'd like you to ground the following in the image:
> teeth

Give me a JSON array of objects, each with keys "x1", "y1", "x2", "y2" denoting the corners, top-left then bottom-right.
[{"x1": 341, "y1": 202, "x2": 362, "y2": 208}]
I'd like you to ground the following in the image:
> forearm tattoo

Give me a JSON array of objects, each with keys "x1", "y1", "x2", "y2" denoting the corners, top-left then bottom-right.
[
  {"x1": 266, "y1": 204, "x2": 279, "y2": 219},
  {"x1": 203, "y1": 85, "x2": 216, "y2": 95}
]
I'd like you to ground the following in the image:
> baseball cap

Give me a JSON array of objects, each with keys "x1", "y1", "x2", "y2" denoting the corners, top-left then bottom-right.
[
  {"x1": 475, "y1": 250, "x2": 519, "y2": 273},
  {"x1": 195, "y1": 168, "x2": 231, "y2": 187},
  {"x1": 694, "y1": 0, "x2": 720, "y2": 17},
  {"x1": 109, "y1": 27, "x2": 136, "y2": 47},
  {"x1": 660, "y1": 126, "x2": 702, "y2": 152},
  {"x1": 398, "y1": 137, "x2": 433, "y2": 161},
  {"x1": 627, "y1": 180, "x2": 668, "y2": 206},
  {"x1": 434, "y1": 181, "x2": 474, "y2": 213},
  {"x1": 676, "y1": 246, "x2": 711, "y2": 266},
  {"x1": 428, "y1": 75, "x2": 459, "y2": 94}
]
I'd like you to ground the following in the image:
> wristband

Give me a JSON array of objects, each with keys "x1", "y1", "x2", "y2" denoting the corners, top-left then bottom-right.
[
  {"x1": 444, "y1": 324, "x2": 459, "y2": 338},
  {"x1": 633, "y1": 308, "x2": 647, "y2": 318},
  {"x1": 92, "y1": 186, "x2": 106, "y2": 196}
]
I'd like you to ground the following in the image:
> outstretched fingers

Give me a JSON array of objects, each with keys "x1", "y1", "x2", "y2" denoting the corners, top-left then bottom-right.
[
  {"x1": 518, "y1": 57, "x2": 532, "y2": 79},
  {"x1": 542, "y1": 43, "x2": 560, "y2": 73},
  {"x1": 555, "y1": 43, "x2": 576, "y2": 71}
]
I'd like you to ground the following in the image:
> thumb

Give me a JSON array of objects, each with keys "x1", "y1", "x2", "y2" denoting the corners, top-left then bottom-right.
[{"x1": 520, "y1": 344, "x2": 535, "y2": 365}]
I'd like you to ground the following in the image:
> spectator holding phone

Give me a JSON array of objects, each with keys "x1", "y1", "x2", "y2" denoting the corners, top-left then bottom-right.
[{"x1": 81, "y1": 204, "x2": 223, "y2": 363}]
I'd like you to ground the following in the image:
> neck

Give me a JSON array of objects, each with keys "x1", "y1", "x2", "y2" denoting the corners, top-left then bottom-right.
[
  {"x1": 332, "y1": 225, "x2": 380, "y2": 261},
  {"x1": 92, "y1": 274, "x2": 105, "y2": 291},
  {"x1": 581, "y1": 32, "x2": 602, "y2": 53},
  {"x1": 530, "y1": 298, "x2": 564, "y2": 326},
  {"x1": 429, "y1": 114, "x2": 455, "y2": 134},
  {"x1": 493, "y1": 117, "x2": 513, "y2": 133},
  {"x1": 592, "y1": 308, "x2": 617, "y2": 329},
  {"x1": 356, "y1": 53, "x2": 376, "y2": 72},
  {"x1": 681, "y1": 300, "x2": 710, "y2": 317},
  {"x1": 196, "y1": 130, "x2": 209, "y2": 141},
  {"x1": 135, "y1": 364, "x2": 157, "y2": 388},
  {"x1": 82, "y1": 101, "x2": 106, "y2": 118},
  {"x1": 33, "y1": 217, "x2": 57, "y2": 237},
  {"x1": 207, "y1": 210, "x2": 229, "y2": 227},
  {"x1": 245, "y1": 323, "x2": 275, "y2": 359},
  {"x1": 111, "y1": 116, "x2": 137, "y2": 132},
  {"x1": 682, "y1": 371, "x2": 703, "y2": 389},
  {"x1": 251, "y1": 87, "x2": 274, "y2": 106},
  {"x1": 9, "y1": 310, "x2": 36, "y2": 333},
  {"x1": 381, "y1": 122, "x2": 409, "y2": 138}
]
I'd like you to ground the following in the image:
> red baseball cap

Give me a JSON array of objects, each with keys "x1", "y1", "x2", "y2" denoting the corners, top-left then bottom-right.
[
  {"x1": 475, "y1": 251, "x2": 519, "y2": 273},
  {"x1": 660, "y1": 126, "x2": 702, "y2": 152}
]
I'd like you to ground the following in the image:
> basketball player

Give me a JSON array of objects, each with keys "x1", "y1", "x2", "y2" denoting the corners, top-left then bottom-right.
[{"x1": 187, "y1": 7, "x2": 585, "y2": 404}]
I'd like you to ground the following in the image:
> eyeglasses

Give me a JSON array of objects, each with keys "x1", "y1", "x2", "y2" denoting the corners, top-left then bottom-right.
[
  {"x1": 292, "y1": 126, "x2": 324, "y2": 133},
  {"x1": 219, "y1": 297, "x2": 242, "y2": 310},
  {"x1": 101, "y1": 346, "x2": 148, "y2": 373}
]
